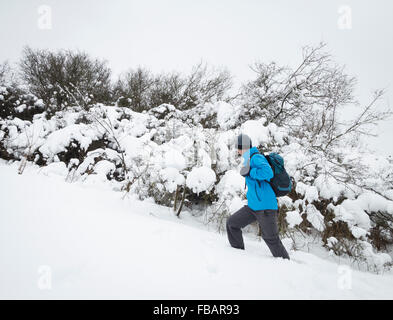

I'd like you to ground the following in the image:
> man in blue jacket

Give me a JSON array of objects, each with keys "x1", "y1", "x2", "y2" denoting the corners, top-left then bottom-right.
[{"x1": 226, "y1": 134, "x2": 290, "y2": 260}]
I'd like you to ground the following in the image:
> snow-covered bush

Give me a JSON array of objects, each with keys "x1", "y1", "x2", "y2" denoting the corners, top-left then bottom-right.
[
  {"x1": 0, "y1": 85, "x2": 44, "y2": 121},
  {"x1": 1, "y1": 99, "x2": 392, "y2": 271}
]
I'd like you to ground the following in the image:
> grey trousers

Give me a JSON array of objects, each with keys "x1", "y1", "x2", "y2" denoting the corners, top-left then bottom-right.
[{"x1": 226, "y1": 205, "x2": 290, "y2": 260}]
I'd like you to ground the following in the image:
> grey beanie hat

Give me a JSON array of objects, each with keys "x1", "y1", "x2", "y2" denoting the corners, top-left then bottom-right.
[{"x1": 236, "y1": 134, "x2": 252, "y2": 150}]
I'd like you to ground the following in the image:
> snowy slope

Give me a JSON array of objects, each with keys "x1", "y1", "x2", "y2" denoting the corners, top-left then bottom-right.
[{"x1": 1, "y1": 161, "x2": 393, "y2": 299}]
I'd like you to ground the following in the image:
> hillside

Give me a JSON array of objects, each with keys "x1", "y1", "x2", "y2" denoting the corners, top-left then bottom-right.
[{"x1": 1, "y1": 161, "x2": 393, "y2": 299}]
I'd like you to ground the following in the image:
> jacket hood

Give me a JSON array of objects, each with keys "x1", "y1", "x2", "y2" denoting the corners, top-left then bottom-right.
[{"x1": 242, "y1": 147, "x2": 259, "y2": 165}]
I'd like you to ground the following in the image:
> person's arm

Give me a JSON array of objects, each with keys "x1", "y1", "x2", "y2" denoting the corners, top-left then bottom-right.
[{"x1": 249, "y1": 155, "x2": 273, "y2": 181}]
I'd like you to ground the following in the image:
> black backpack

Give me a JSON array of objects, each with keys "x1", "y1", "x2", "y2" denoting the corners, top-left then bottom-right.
[{"x1": 246, "y1": 152, "x2": 292, "y2": 197}]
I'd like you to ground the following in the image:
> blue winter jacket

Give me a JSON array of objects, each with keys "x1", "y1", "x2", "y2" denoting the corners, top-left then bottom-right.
[{"x1": 242, "y1": 147, "x2": 278, "y2": 211}]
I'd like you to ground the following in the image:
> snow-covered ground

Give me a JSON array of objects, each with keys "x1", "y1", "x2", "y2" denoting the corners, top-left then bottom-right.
[{"x1": 1, "y1": 161, "x2": 393, "y2": 299}]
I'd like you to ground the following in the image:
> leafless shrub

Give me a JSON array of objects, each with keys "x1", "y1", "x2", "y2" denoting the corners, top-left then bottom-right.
[
  {"x1": 19, "y1": 47, "x2": 112, "y2": 112},
  {"x1": 0, "y1": 62, "x2": 9, "y2": 85},
  {"x1": 241, "y1": 42, "x2": 392, "y2": 151},
  {"x1": 178, "y1": 62, "x2": 233, "y2": 110},
  {"x1": 114, "y1": 62, "x2": 233, "y2": 112},
  {"x1": 114, "y1": 67, "x2": 154, "y2": 111}
]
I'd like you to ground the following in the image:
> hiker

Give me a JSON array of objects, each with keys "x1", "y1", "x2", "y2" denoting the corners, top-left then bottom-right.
[{"x1": 226, "y1": 134, "x2": 290, "y2": 260}]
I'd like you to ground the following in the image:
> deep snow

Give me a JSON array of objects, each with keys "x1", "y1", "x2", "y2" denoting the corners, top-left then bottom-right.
[{"x1": 1, "y1": 161, "x2": 393, "y2": 299}]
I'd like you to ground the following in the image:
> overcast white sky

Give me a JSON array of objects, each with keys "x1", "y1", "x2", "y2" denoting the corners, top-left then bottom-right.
[{"x1": 1, "y1": 0, "x2": 392, "y2": 156}]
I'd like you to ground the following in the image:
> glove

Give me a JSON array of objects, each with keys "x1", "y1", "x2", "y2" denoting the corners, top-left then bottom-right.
[{"x1": 240, "y1": 164, "x2": 251, "y2": 177}]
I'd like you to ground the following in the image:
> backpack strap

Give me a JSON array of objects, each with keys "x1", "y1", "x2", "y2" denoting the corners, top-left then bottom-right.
[
  {"x1": 263, "y1": 153, "x2": 275, "y2": 191},
  {"x1": 263, "y1": 153, "x2": 271, "y2": 167}
]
